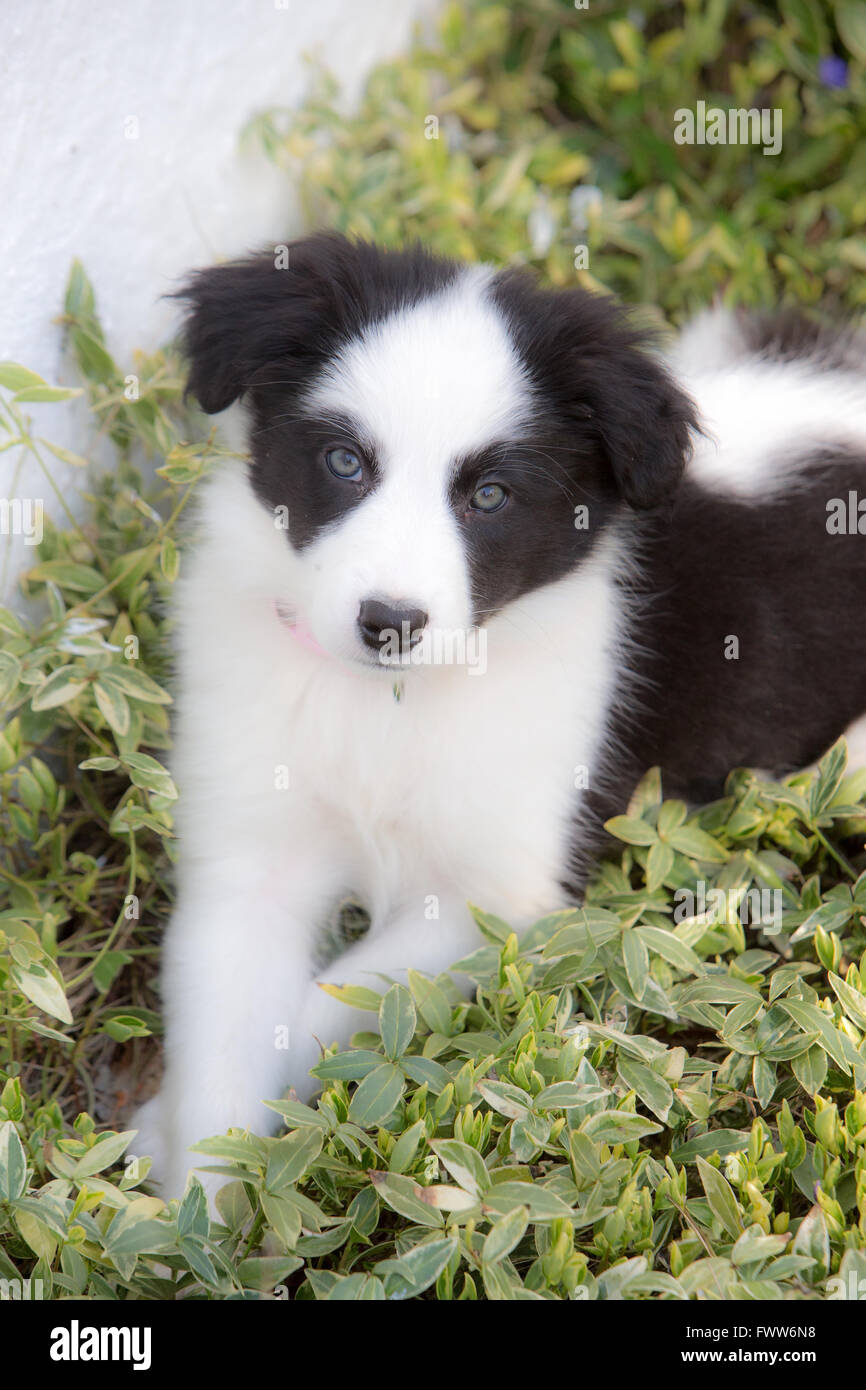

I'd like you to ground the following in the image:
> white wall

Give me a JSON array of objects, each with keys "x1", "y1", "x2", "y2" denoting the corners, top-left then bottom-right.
[{"x1": 0, "y1": 0, "x2": 436, "y2": 597}]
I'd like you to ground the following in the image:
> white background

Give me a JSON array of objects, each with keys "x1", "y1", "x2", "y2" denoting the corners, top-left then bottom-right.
[{"x1": 0, "y1": 0, "x2": 437, "y2": 596}]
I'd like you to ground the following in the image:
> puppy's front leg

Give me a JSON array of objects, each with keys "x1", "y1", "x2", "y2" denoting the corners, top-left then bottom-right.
[
  {"x1": 288, "y1": 896, "x2": 482, "y2": 1094},
  {"x1": 133, "y1": 855, "x2": 334, "y2": 1200}
]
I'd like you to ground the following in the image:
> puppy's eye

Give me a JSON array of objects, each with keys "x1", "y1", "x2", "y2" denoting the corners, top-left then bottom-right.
[
  {"x1": 325, "y1": 446, "x2": 363, "y2": 480},
  {"x1": 470, "y1": 482, "x2": 508, "y2": 513}
]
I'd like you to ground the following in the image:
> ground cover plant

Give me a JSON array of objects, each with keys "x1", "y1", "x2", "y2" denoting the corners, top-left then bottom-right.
[{"x1": 3, "y1": 0, "x2": 866, "y2": 1301}]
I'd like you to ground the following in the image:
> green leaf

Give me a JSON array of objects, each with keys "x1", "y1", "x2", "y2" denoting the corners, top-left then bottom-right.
[
  {"x1": 93, "y1": 680, "x2": 131, "y2": 736},
  {"x1": 177, "y1": 1178, "x2": 209, "y2": 1240},
  {"x1": 368, "y1": 1172, "x2": 444, "y2": 1228},
  {"x1": 262, "y1": 1099, "x2": 330, "y2": 1131},
  {"x1": 378, "y1": 983, "x2": 416, "y2": 1060},
  {"x1": 616, "y1": 1054, "x2": 674, "y2": 1122},
  {"x1": 836, "y1": 0, "x2": 866, "y2": 63},
  {"x1": 13, "y1": 385, "x2": 83, "y2": 403},
  {"x1": 482, "y1": 1206, "x2": 529, "y2": 1265},
  {"x1": 697, "y1": 1155, "x2": 743, "y2": 1239},
  {"x1": 657, "y1": 800, "x2": 688, "y2": 836},
  {"x1": 0, "y1": 362, "x2": 47, "y2": 392},
  {"x1": 671, "y1": 1129, "x2": 750, "y2": 1163},
  {"x1": 780, "y1": 1000, "x2": 851, "y2": 1074},
  {"x1": 623, "y1": 928, "x2": 650, "y2": 1000},
  {"x1": 0, "y1": 1121, "x2": 29, "y2": 1201},
  {"x1": 752, "y1": 1055, "x2": 777, "y2": 1109},
  {"x1": 347, "y1": 1062, "x2": 405, "y2": 1127},
  {"x1": 636, "y1": 925, "x2": 704, "y2": 976},
  {"x1": 828, "y1": 971, "x2": 866, "y2": 1029},
  {"x1": 467, "y1": 904, "x2": 513, "y2": 943},
  {"x1": 312, "y1": 1048, "x2": 385, "y2": 1081},
  {"x1": 792, "y1": 1204, "x2": 830, "y2": 1283},
  {"x1": 400, "y1": 1055, "x2": 453, "y2": 1094},
  {"x1": 265, "y1": 1127, "x2": 323, "y2": 1192},
  {"x1": 666, "y1": 825, "x2": 728, "y2": 863},
  {"x1": 604, "y1": 815, "x2": 658, "y2": 846},
  {"x1": 646, "y1": 839, "x2": 675, "y2": 890},
  {"x1": 792, "y1": 1044, "x2": 828, "y2": 1096},
  {"x1": 407, "y1": 969, "x2": 453, "y2": 1034},
  {"x1": 581, "y1": 1111, "x2": 662, "y2": 1144},
  {"x1": 30, "y1": 666, "x2": 88, "y2": 712},
  {"x1": 430, "y1": 1139, "x2": 491, "y2": 1195},
  {"x1": 40, "y1": 438, "x2": 89, "y2": 469},
  {"x1": 483, "y1": 1181, "x2": 575, "y2": 1222},
  {"x1": 533, "y1": 1081, "x2": 591, "y2": 1110},
  {"x1": 74, "y1": 1130, "x2": 136, "y2": 1178},
  {"x1": 26, "y1": 558, "x2": 101, "y2": 592},
  {"x1": 160, "y1": 536, "x2": 180, "y2": 582},
  {"x1": 317, "y1": 982, "x2": 382, "y2": 1012},
  {"x1": 98, "y1": 666, "x2": 172, "y2": 705},
  {"x1": 103, "y1": 1213, "x2": 174, "y2": 1259},
  {"x1": 260, "y1": 1192, "x2": 302, "y2": 1250},
  {"x1": 238, "y1": 1255, "x2": 303, "y2": 1289},
  {"x1": 809, "y1": 738, "x2": 847, "y2": 817},
  {"x1": 378, "y1": 1236, "x2": 457, "y2": 1298},
  {"x1": 475, "y1": 1080, "x2": 531, "y2": 1120},
  {"x1": 10, "y1": 961, "x2": 72, "y2": 1025},
  {"x1": 388, "y1": 1119, "x2": 426, "y2": 1174},
  {"x1": 122, "y1": 752, "x2": 177, "y2": 799},
  {"x1": 731, "y1": 1225, "x2": 789, "y2": 1267}
]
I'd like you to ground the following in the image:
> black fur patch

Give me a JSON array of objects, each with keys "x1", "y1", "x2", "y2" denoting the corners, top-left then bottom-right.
[
  {"x1": 251, "y1": 410, "x2": 382, "y2": 550},
  {"x1": 448, "y1": 432, "x2": 620, "y2": 624},
  {"x1": 737, "y1": 306, "x2": 866, "y2": 372},
  {"x1": 568, "y1": 445, "x2": 866, "y2": 888},
  {"x1": 180, "y1": 234, "x2": 701, "y2": 565},
  {"x1": 489, "y1": 268, "x2": 699, "y2": 510},
  {"x1": 178, "y1": 233, "x2": 458, "y2": 545},
  {"x1": 178, "y1": 236, "x2": 866, "y2": 902},
  {"x1": 178, "y1": 233, "x2": 459, "y2": 414},
  {"x1": 438, "y1": 266, "x2": 699, "y2": 624}
]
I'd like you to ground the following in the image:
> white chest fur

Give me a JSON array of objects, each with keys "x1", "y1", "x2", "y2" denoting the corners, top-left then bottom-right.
[{"x1": 173, "y1": 466, "x2": 625, "y2": 928}]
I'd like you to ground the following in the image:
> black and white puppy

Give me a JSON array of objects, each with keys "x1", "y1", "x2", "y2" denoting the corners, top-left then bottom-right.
[{"x1": 134, "y1": 233, "x2": 866, "y2": 1198}]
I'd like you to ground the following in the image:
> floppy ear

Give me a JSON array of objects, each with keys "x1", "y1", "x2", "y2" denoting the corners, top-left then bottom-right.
[
  {"x1": 591, "y1": 346, "x2": 699, "y2": 510},
  {"x1": 490, "y1": 273, "x2": 699, "y2": 511},
  {"x1": 176, "y1": 232, "x2": 359, "y2": 414}
]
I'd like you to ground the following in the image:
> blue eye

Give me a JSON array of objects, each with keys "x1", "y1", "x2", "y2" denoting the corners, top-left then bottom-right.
[
  {"x1": 470, "y1": 482, "x2": 508, "y2": 513},
  {"x1": 325, "y1": 446, "x2": 363, "y2": 480}
]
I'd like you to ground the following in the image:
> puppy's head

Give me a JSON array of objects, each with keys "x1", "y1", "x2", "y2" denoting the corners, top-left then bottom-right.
[{"x1": 179, "y1": 233, "x2": 697, "y2": 669}]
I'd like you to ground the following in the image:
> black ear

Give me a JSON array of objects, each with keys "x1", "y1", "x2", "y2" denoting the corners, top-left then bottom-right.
[
  {"x1": 592, "y1": 345, "x2": 699, "y2": 511},
  {"x1": 175, "y1": 232, "x2": 361, "y2": 414},
  {"x1": 177, "y1": 232, "x2": 461, "y2": 416},
  {"x1": 490, "y1": 273, "x2": 699, "y2": 511}
]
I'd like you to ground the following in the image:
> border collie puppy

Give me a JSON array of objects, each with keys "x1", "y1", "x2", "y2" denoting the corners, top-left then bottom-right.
[{"x1": 133, "y1": 233, "x2": 866, "y2": 1198}]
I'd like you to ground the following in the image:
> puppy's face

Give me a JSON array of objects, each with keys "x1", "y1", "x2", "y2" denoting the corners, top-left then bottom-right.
[{"x1": 181, "y1": 234, "x2": 696, "y2": 670}]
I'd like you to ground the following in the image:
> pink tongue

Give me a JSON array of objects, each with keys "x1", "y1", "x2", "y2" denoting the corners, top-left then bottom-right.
[
  {"x1": 289, "y1": 620, "x2": 326, "y2": 655},
  {"x1": 275, "y1": 602, "x2": 327, "y2": 656}
]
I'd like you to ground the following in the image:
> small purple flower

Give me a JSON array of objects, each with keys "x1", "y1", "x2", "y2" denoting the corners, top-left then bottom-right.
[{"x1": 819, "y1": 55, "x2": 848, "y2": 89}]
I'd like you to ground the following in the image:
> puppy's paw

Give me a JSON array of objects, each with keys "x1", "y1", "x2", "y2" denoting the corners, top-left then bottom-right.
[
  {"x1": 130, "y1": 1094, "x2": 237, "y2": 1214},
  {"x1": 128, "y1": 1093, "x2": 168, "y2": 1188}
]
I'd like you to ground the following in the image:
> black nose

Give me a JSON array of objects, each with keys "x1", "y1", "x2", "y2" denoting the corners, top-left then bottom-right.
[{"x1": 357, "y1": 598, "x2": 428, "y2": 655}]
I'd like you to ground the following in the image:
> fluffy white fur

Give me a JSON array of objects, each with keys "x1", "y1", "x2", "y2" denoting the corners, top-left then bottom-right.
[
  {"x1": 673, "y1": 307, "x2": 866, "y2": 496},
  {"x1": 133, "y1": 283, "x2": 866, "y2": 1201},
  {"x1": 132, "y1": 270, "x2": 625, "y2": 1199}
]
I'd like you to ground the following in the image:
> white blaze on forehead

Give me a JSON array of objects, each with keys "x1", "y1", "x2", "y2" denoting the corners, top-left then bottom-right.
[{"x1": 303, "y1": 266, "x2": 534, "y2": 479}]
